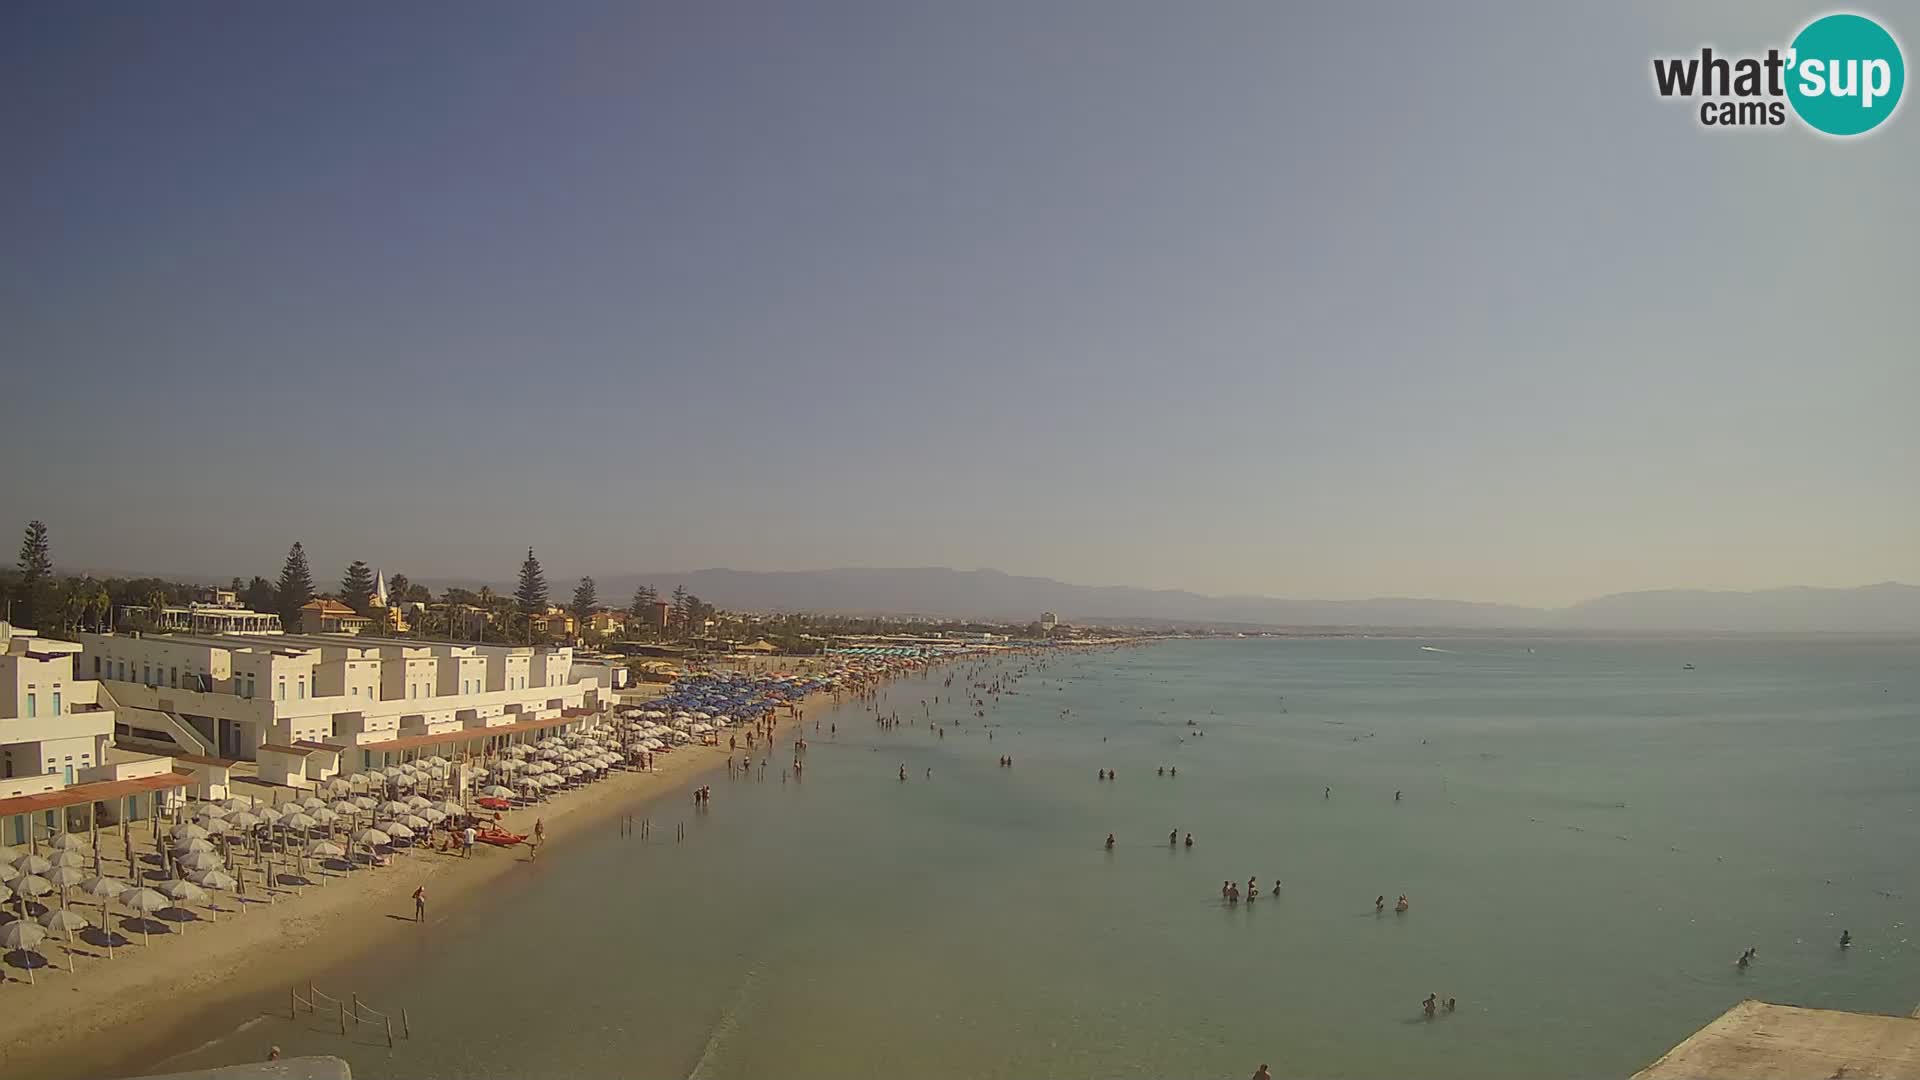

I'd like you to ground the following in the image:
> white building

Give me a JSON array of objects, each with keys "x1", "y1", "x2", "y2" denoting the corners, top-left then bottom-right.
[
  {"x1": 1, "y1": 622, "x2": 184, "y2": 845},
  {"x1": 1, "y1": 623, "x2": 116, "y2": 794},
  {"x1": 1039, "y1": 612, "x2": 1058, "y2": 632},
  {"x1": 116, "y1": 602, "x2": 282, "y2": 634},
  {"x1": 77, "y1": 630, "x2": 622, "y2": 773}
]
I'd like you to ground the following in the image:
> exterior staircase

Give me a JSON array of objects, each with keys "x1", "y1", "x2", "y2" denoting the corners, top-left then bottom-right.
[{"x1": 99, "y1": 683, "x2": 214, "y2": 757}]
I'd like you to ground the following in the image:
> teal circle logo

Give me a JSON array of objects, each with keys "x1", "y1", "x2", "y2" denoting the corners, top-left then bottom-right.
[{"x1": 1786, "y1": 13, "x2": 1905, "y2": 136}]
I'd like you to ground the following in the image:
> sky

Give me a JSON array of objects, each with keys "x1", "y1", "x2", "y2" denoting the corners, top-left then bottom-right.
[{"x1": 3, "y1": 1, "x2": 1915, "y2": 608}]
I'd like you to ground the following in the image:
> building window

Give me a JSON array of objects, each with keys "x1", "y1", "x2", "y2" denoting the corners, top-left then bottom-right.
[
  {"x1": 276, "y1": 681, "x2": 285, "y2": 701},
  {"x1": 24, "y1": 693, "x2": 35, "y2": 719},
  {"x1": 143, "y1": 664, "x2": 151, "y2": 685},
  {"x1": 170, "y1": 667, "x2": 178, "y2": 688},
  {"x1": 94, "y1": 657, "x2": 101, "y2": 676},
  {"x1": 297, "y1": 680, "x2": 305, "y2": 700},
  {"x1": 52, "y1": 692, "x2": 61, "y2": 715}
]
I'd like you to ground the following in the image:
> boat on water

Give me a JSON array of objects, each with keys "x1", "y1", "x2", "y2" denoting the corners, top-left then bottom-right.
[{"x1": 1683, "y1": 663, "x2": 1696, "y2": 670}]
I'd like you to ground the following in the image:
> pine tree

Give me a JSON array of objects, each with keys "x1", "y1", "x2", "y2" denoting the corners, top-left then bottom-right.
[
  {"x1": 14, "y1": 520, "x2": 54, "y2": 629},
  {"x1": 276, "y1": 542, "x2": 315, "y2": 626},
  {"x1": 340, "y1": 561, "x2": 376, "y2": 613},
  {"x1": 243, "y1": 576, "x2": 276, "y2": 613},
  {"x1": 630, "y1": 584, "x2": 657, "y2": 617},
  {"x1": 387, "y1": 573, "x2": 412, "y2": 603},
  {"x1": 515, "y1": 547, "x2": 548, "y2": 613},
  {"x1": 572, "y1": 576, "x2": 598, "y2": 621},
  {"x1": 670, "y1": 585, "x2": 690, "y2": 632}
]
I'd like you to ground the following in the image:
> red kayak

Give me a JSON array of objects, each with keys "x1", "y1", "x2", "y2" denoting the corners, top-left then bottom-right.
[
  {"x1": 475, "y1": 828, "x2": 525, "y2": 847},
  {"x1": 476, "y1": 796, "x2": 512, "y2": 811}
]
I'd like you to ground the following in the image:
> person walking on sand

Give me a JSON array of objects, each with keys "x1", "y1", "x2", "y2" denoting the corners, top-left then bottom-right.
[
  {"x1": 412, "y1": 885, "x2": 426, "y2": 922},
  {"x1": 463, "y1": 823, "x2": 476, "y2": 857}
]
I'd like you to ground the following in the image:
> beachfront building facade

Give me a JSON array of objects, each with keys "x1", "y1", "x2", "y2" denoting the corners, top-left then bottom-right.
[
  {"x1": 0, "y1": 621, "x2": 189, "y2": 844},
  {"x1": 0, "y1": 623, "x2": 116, "y2": 795},
  {"x1": 76, "y1": 631, "x2": 622, "y2": 771}
]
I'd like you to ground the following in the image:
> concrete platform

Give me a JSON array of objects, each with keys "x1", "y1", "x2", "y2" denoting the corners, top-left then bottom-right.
[{"x1": 1634, "y1": 1000, "x2": 1920, "y2": 1080}]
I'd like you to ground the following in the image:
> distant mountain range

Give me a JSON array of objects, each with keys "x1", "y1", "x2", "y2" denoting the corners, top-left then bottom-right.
[{"x1": 577, "y1": 568, "x2": 1920, "y2": 633}]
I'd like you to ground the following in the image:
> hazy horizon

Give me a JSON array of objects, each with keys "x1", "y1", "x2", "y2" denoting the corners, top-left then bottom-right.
[{"x1": 6, "y1": 1, "x2": 1915, "y2": 607}]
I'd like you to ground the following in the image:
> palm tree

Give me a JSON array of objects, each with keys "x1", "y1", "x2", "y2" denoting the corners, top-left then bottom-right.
[{"x1": 143, "y1": 588, "x2": 169, "y2": 630}]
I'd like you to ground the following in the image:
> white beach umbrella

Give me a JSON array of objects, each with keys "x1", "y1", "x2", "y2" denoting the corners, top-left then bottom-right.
[
  {"x1": 16, "y1": 874, "x2": 54, "y2": 899},
  {"x1": 390, "y1": 773, "x2": 416, "y2": 789},
  {"x1": 351, "y1": 796, "x2": 377, "y2": 811},
  {"x1": 482, "y1": 785, "x2": 514, "y2": 799},
  {"x1": 48, "y1": 832, "x2": 91, "y2": 853},
  {"x1": 1, "y1": 920, "x2": 49, "y2": 983},
  {"x1": 41, "y1": 906, "x2": 90, "y2": 970},
  {"x1": 418, "y1": 808, "x2": 446, "y2": 825},
  {"x1": 191, "y1": 868, "x2": 238, "y2": 891},
  {"x1": 405, "y1": 795, "x2": 432, "y2": 810},
  {"x1": 227, "y1": 811, "x2": 262, "y2": 831},
  {"x1": 177, "y1": 850, "x2": 222, "y2": 873},
  {"x1": 0, "y1": 881, "x2": 11, "y2": 904},
  {"x1": 347, "y1": 773, "x2": 371, "y2": 789},
  {"x1": 169, "y1": 822, "x2": 210, "y2": 842},
  {"x1": 376, "y1": 821, "x2": 415, "y2": 840},
  {"x1": 158, "y1": 879, "x2": 209, "y2": 907},
  {"x1": 46, "y1": 865, "x2": 86, "y2": 889},
  {"x1": 14, "y1": 853, "x2": 53, "y2": 875},
  {"x1": 49, "y1": 849, "x2": 87, "y2": 869},
  {"x1": 197, "y1": 802, "x2": 230, "y2": 818},
  {"x1": 432, "y1": 800, "x2": 467, "y2": 818},
  {"x1": 0, "y1": 844, "x2": 20, "y2": 863},
  {"x1": 280, "y1": 811, "x2": 318, "y2": 832},
  {"x1": 400, "y1": 814, "x2": 429, "y2": 831},
  {"x1": 173, "y1": 837, "x2": 214, "y2": 855},
  {"x1": 378, "y1": 800, "x2": 411, "y2": 818},
  {"x1": 330, "y1": 800, "x2": 360, "y2": 817},
  {"x1": 308, "y1": 840, "x2": 344, "y2": 859},
  {"x1": 299, "y1": 796, "x2": 329, "y2": 812},
  {"x1": 310, "y1": 807, "x2": 340, "y2": 826},
  {"x1": 120, "y1": 887, "x2": 169, "y2": 944}
]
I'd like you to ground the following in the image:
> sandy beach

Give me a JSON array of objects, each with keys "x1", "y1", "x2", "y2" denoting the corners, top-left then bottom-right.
[{"x1": 1, "y1": 685, "x2": 841, "y2": 1080}]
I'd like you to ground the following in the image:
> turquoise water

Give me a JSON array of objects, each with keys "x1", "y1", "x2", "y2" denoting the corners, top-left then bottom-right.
[{"x1": 142, "y1": 637, "x2": 1920, "y2": 1079}]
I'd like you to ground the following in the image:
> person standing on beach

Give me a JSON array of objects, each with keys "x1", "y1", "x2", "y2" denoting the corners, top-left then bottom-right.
[
  {"x1": 413, "y1": 885, "x2": 426, "y2": 922},
  {"x1": 463, "y1": 823, "x2": 476, "y2": 857}
]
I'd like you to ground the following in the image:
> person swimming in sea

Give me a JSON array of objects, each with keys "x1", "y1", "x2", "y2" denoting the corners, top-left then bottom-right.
[
  {"x1": 1105, "y1": 833, "x2": 1115, "y2": 850},
  {"x1": 1423, "y1": 993, "x2": 1437, "y2": 1017},
  {"x1": 1170, "y1": 829, "x2": 1179, "y2": 846},
  {"x1": 1098, "y1": 769, "x2": 1106, "y2": 780},
  {"x1": 1228, "y1": 883, "x2": 1240, "y2": 904},
  {"x1": 1840, "y1": 930, "x2": 1851, "y2": 948},
  {"x1": 1184, "y1": 832, "x2": 1193, "y2": 847},
  {"x1": 1375, "y1": 895, "x2": 1386, "y2": 912},
  {"x1": 1325, "y1": 786, "x2": 1331, "y2": 799},
  {"x1": 1246, "y1": 877, "x2": 1259, "y2": 901},
  {"x1": 1395, "y1": 895, "x2": 1409, "y2": 913}
]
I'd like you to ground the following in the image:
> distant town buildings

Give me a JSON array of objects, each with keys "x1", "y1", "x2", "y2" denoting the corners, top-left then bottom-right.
[
  {"x1": 298, "y1": 598, "x2": 370, "y2": 635},
  {"x1": 1040, "y1": 611, "x2": 1058, "y2": 632}
]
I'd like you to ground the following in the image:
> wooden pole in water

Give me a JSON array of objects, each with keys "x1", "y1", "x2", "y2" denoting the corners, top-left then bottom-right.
[
  {"x1": 338, "y1": 1000, "x2": 346, "y2": 1034},
  {"x1": 350, "y1": 993, "x2": 360, "y2": 1025},
  {"x1": 290, "y1": 986, "x2": 297, "y2": 1020},
  {"x1": 402, "y1": 1007, "x2": 411, "y2": 1038},
  {"x1": 385, "y1": 1017, "x2": 394, "y2": 1048}
]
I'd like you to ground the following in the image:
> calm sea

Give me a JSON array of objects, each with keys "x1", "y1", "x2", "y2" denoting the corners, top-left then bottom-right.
[{"x1": 141, "y1": 637, "x2": 1920, "y2": 1079}]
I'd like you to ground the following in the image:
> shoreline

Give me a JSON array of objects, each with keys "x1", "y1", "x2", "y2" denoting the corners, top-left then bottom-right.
[{"x1": 7, "y1": 683, "x2": 852, "y2": 1080}]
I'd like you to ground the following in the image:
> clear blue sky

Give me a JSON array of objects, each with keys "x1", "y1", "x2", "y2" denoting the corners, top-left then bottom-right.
[{"x1": 4, "y1": 1, "x2": 1914, "y2": 606}]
